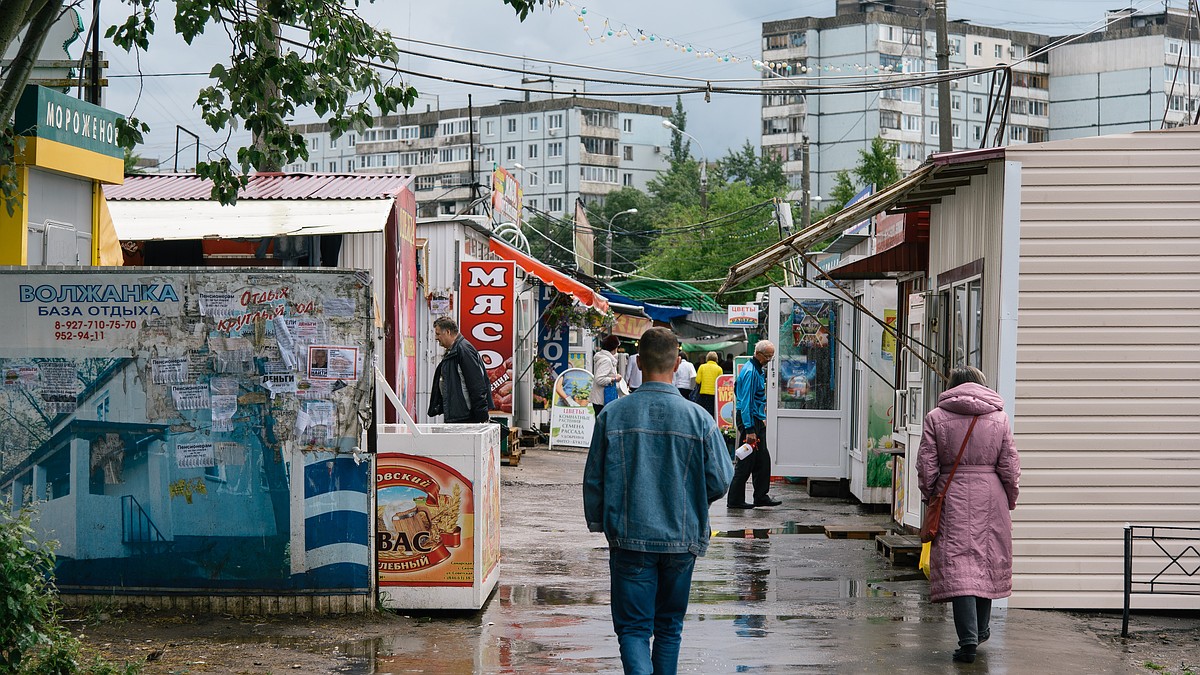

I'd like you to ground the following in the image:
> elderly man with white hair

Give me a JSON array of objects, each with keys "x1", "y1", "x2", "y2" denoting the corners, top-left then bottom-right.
[{"x1": 728, "y1": 340, "x2": 782, "y2": 509}]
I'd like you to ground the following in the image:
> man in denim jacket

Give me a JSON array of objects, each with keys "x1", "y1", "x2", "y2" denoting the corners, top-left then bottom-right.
[{"x1": 584, "y1": 327, "x2": 733, "y2": 675}]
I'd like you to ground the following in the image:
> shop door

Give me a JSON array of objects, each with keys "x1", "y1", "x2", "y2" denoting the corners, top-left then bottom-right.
[{"x1": 767, "y1": 287, "x2": 851, "y2": 479}]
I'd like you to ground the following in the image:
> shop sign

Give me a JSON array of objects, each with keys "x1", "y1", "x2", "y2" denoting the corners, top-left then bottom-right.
[
  {"x1": 459, "y1": 261, "x2": 515, "y2": 414},
  {"x1": 612, "y1": 312, "x2": 652, "y2": 338},
  {"x1": 875, "y1": 211, "x2": 908, "y2": 253},
  {"x1": 14, "y1": 85, "x2": 123, "y2": 158},
  {"x1": 715, "y1": 374, "x2": 736, "y2": 431},
  {"x1": 549, "y1": 368, "x2": 595, "y2": 448},
  {"x1": 534, "y1": 284, "x2": 569, "y2": 410},
  {"x1": 376, "y1": 454, "x2": 475, "y2": 586},
  {"x1": 727, "y1": 304, "x2": 758, "y2": 327}
]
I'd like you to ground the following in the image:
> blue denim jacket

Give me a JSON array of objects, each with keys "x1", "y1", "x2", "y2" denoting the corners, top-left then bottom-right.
[{"x1": 584, "y1": 381, "x2": 733, "y2": 556}]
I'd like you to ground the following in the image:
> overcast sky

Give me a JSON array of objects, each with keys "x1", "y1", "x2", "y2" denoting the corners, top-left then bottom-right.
[{"x1": 93, "y1": 0, "x2": 1125, "y2": 168}]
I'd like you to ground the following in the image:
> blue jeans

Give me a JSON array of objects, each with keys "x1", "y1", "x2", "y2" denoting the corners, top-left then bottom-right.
[{"x1": 609, "y1": 548, "x2": 697, "y2": 675}]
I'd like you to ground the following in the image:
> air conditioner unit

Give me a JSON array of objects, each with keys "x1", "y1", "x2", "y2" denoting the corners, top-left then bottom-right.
[
  {"x1": 548, "y1": 128, "x2": 558, "y2": 136},
  {"x1": 653, "y1": 145, "x2": 662, "y2": 154},
  {"x1": 1008, "y1": 46, "x2": 1016, "y2": 58}
]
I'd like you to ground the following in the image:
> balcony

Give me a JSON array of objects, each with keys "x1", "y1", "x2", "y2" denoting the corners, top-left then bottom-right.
[
  {"x1": 580, "y1": 152, "x2": 619, "y2": 167},
  {"x1": 580, "y1": 123, "x2": 620, "y2": 140},
  {"x1": 579, "y1": 180, "x2": 620, "y2": 195}
]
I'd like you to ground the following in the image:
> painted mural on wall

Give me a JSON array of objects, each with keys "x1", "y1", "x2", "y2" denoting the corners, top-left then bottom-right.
[{"x1": 0, "y1": 269, "x2": 375, "y2": 592}]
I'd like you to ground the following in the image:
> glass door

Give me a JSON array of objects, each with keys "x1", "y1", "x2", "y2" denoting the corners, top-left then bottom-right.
[{"x1": 767, "y1": 287, "x2": 851, "y2": 479}]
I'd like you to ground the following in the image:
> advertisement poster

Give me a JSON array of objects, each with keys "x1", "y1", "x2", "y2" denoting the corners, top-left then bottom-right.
[
  {"x1": 866, "y1": 287, "x2": 899, "y2": 489},
  {"x1": 549, "y1": 368, "x2": 596, "y2": 449},
  {"x1": 459, "y1": 261, "x2": 516, "y2": 415},
  {"x1": 397, "y1": 188, "x2": 419, "y2": 416},
  {"x1": 778, "y1": 299, "x2": 838, "y2": 410},
  {"x1": 881, "y1": 309, "x2": 897, "y2": 362},
  {"x1": 715, "y1": 374, "x2": 736, "y2": 431},
  {"x1": 376, "y1": 454, "x2": 475, "y2": 587},
  {"x1": 727, "y1": 304, "x2": 758, "y2": 327},
  {"x1": 533, "y1": 283, "x2": 569, "y2": 410},
  {"x1": 491, "y1": 166, "x2": 523, "y2": 227},
  {"x1": 0, "y1": 269, "x2": 375, "y2": 592}
]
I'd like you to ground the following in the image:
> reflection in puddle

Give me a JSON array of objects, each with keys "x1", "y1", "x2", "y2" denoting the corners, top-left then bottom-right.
[{"x1": 715, "y1": 522, "x2": 826, "y2": 538}]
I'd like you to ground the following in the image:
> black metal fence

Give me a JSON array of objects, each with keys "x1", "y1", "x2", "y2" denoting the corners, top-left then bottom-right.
[{"x1": 1122, "y1": 525, "x2": 1200, "y2": 637}]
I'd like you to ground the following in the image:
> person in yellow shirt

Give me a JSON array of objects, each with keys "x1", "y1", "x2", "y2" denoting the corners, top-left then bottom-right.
[{"x1": 694, "y1": 351, "x2": 724, "y2": 419}]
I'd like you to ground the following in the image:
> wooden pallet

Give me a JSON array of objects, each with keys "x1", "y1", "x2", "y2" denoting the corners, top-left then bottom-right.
[
  {"x1": 824, "y1": 525, "x2": 887, "y2": 540},
  {"x1": 502, "y1": 427, "x2": 523, "y2": 466},
  {"x1": 876, "y1": 533, "x2": 923, "y2": 566}
]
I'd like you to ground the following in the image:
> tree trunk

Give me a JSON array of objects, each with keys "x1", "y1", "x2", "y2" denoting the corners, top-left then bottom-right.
[{"x1": 0, "y1": 0, "x2": 62, "y2": 131}]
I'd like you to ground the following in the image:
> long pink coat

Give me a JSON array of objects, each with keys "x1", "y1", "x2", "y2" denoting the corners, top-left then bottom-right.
[{"x1": 918, "y1": 382, "x2": 1021, "y2": 603}]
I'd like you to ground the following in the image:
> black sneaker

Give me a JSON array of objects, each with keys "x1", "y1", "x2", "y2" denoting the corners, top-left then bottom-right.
[
  {"x1": 952, "y1": 645, "x2": 977, "y2": 663},
  {"x1": 753, "y1": 498, "x2": 783, "y2": 507}
]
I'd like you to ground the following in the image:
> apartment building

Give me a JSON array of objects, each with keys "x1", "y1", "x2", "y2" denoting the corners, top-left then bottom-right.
[
  {"x1": 761, "y1": 0, "x2": 1050, "y2": 202},
  {"x1": 291, "y1": 98, "x2": 672, "y2": 218},
  {"x1": 1048, "y1": 7, "x2": 1200, "y2": 139}
]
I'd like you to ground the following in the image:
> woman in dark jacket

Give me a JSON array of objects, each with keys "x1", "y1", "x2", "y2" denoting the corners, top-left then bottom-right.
[{"x1": 918, "y1": 366, "x2": 1020, "y2": 663}]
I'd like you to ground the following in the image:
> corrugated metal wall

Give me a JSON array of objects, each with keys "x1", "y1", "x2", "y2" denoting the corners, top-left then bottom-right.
[
  {"x1": 1007, "y1": 129, "x2": 1200, "y2": 609},
  {"x1": 927, "y1": 162, "x2": 1008, "y2": 380}
]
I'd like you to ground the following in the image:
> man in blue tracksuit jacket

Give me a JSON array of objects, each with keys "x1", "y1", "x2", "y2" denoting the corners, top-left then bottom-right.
[
  {"x1": 584, "y1": 327, "x2": 733, "y2": 675},
  {"x1": 729, "y1": 339, "x2": 782, "y2": 509}
]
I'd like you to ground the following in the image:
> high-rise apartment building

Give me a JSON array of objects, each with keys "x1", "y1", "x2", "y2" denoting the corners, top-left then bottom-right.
[
  {"x1": 291, "y1": 98, "x2": 671, "y2": 218},
  {"x1": 762, "y1": 1, "x2": 1197, "y2": 204}
]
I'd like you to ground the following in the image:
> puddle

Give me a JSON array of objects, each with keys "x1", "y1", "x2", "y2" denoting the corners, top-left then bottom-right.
[{"x1": 715, "y1": 522, "x2": 826, "y2": 538}]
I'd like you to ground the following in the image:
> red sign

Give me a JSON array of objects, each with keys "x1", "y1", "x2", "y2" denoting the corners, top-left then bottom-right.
[
  {"x1": 874, "y1": 211, "x2": 907, "y2": 253},
  {"x1": 376, "y1": 454, "x2": 475, "y2": 587},
  {"x1": 459, "y1": 261, "x2": 516, "y2": 415},
  {"x1": 715, "y1": 374, "x2": 736, "y2": 431}
]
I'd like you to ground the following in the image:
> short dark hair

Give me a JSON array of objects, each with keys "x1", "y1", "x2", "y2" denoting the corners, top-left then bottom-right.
[
  {"x1": 947, "y1": 365, "x2": 986, "y2": 388},
  {"x1": 433, "y1": 316, "x2": 458, "y2": 333},
  {"x1": 637, "y1": 327, "x2": 678, "y2": 374},
  {"x1": 601, "y1": 335, "x2": 621, "y2": 351}
]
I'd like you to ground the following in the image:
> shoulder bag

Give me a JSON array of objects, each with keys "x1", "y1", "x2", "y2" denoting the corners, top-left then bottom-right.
[{"x1": 920, "y1": 414, "x2": 981, "y2": 543}]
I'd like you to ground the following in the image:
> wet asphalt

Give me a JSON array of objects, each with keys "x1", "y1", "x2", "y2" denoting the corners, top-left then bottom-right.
[{"x1": 358, "y1": 446, "x2": 1138, "y2": 674}]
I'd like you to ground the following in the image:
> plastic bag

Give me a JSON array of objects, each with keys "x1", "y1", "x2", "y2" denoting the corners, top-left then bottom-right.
[{"x1": 919, "y1": 541, "x2": 931, "y2": 579}]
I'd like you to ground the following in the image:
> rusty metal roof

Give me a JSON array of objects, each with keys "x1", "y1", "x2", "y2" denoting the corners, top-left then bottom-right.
[{"x1": 104, "y1": 173, "x2": 414, "y2": 201}]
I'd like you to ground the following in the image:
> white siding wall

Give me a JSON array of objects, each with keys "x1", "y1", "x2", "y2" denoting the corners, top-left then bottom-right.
[{"x1": 1006, "y1": 129, "x2": 1200, "y2": 609}]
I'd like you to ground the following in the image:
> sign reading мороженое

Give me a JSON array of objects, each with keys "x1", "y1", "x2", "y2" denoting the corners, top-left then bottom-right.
[{"x1": 13, "y1": 85, "x2": 123, "y2": 159}]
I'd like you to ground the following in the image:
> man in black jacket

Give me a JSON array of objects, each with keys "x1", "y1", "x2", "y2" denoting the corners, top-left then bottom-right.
[{"x1": 428, "y1": 317, "x2": 491, "y2": 423}]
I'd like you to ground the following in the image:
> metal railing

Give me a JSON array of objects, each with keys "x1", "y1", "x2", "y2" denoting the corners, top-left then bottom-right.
[
  {"x1": 1122, "y1": 525, "x2": 1200, "y2": 637},
  {"x1": 121, "y1": 495, "x2": 167, "y2": 545}
]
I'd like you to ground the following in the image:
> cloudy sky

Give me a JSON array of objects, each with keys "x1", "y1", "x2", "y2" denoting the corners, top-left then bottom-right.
[{"x1": 93, "y1": 0, "x2": 1128, "y2": 168}]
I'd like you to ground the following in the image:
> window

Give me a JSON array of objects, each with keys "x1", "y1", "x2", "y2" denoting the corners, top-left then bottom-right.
[
  {"x1": 623, "y1": 145, "x2": 634, "y2": 161},
  {"x1": 527, "y1": 198, "x2": 538, "y2": 210},
  {"x1": 400, "y1": 125, "x2": 419, "y2": 140},
  {"x1": 950, "y1": 38, "x2": 962, "y2": 55},
  {"x1": 347, "y1": 160, "x2": 355, "y2": 172},
  {"x1": 971, "y1": 72, "x2": 983, "y2": 86},
  {"x1": 548, "y1": 169, "x2": 563, "y2": 185},
  {"x1": 581, "y1": 110, "x2": 618, "y2": 128},
  {"x1": 972, "y1": 125, "x2": 983, "y2": 142},
  {"x1": 1009, "y1": 126, "x2": 1028, "y2": 142},
  {"x1": 440, "y1": 119, "x2": 471, "y2": 137},
  {"x1": 881, "y1": 25, "x2": 897, "y2": 42},
  {"x1": 419, "y1": 124, "x2": 437, "y2": 139},
  {"x1": 899, "y1": 142, "x2": 923, "y2": 160},
  {"x1": 929, "y1": 120, "x2": 940, "y2": 137},
  {"x1": 507, "y1": 118, "x2": 517, "y2": 133},
  {"x1": 415, "y1": 176, "x2": 435, "y2": 190},
  {"x1": 995, "y1": 44, "x2": 1003, "y2": 58},
  {"x1": 506, "y1": 146, "x2": 517, "y2": 161},
  {"x1": 346, "y1": 134, "x2": 356, "y2": 147},
  {"x1": 881, "y1": 110, "x2": 902, "y2": 129},
  {"x1": 951, "y1": 123, "x2": 961, "y2": 140},
  {"x1": 951, "y1": 95, "x2": 962, "y2": 112},
  {"x1": 904, "y1": 114, "x2": 921, "y2": 131},
  {"x1": 526, "y1": 171, "x2": 539, "y2": 186},
  {"x1": 764, "y1": 33, "x2": 788, "y2": 50},
  {"x1": 548, "y1": 142, "x2": 563, "y2": 158},
  {"x1": 763, "y1": 118, "x2": 789, "y2": 135},
  {"x1": 438, "y1": 145, "x2": 469, "y2": 163},
  {"x1": 1029, "y1": 127, "x2": 1049, "y2": 143},
  {"x1": 580, "y1": 165, "x2": 617, "y2": 183},
  {"x1": 945, "y1": 277, "x2": 983, "y2": 370},
  {"x1": 329, "y1": 136, "x2": 338, "y2": 149},
  {"x1": 548, "y1": 113, "x2": 564, "y2": 129},
  {"x1": 880, "y1": 54, "x2": 902, "y2": 71},
  {"x1": 529, "y1": 116, "x2": 539, "y2": 131},
  {"x1": 485, "y1": 120, "x2": 495, "y2": 135},
  {"x1": 309, "y1": 136, "x2": 320, "y2": 150},
  {"x1": 1028, "y1": 100, "x2": 1048, "y2": 116},
  {"x1": 622, "y1": 118, "x2": 633, "y2": 132},
  {"x1": 95, "y1": 393, "x2": 110, "y2": 421},
  {"x1": 328, "y1": 162, "x2": 338, "y2": 172},
  {"x1": 528, "y1": 144, "x2": 539, "y2": 159},
  {"x1": 485, "y1": 147, "x2": 495, "y2": 163},
  {"x1": 309, "y1": 162, "x2": 318, "y2": 171},
  {"x1": 972, "y1": 42, "x2": 982, "y2": 56},
  {"x1": 972, "y1": 97, "x2": 983, "y2": 114},
  {"x1": 622, "y1": 172, "x2": 633, "y2": 186},
  {"x1": 548, "y1": 197, "x2": 563, "y2": 211},
  {"x1": 902, "y1": 87, "x2": 922, "y2": 102}
]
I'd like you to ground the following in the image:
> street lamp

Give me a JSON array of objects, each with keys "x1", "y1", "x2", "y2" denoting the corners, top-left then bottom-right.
[
  {"x1": 803, "y1": 193, "x2": 824, "y2": 230},
  {"x1": 661, "y1": 119, "x2": 708, "y2": 211},
  {"x1": 605, "y1": 208, "x2": 638, "y2": 279}
]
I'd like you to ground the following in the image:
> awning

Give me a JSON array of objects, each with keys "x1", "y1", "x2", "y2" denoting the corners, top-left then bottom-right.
[
  {"x1": 828, "y1": 241, "x2": 929, "y2": 279},
  {"x1": 107, "y1": 198, "x2": 395, "y2": 240},
  {"x1": 719, "y1": 148, "x2": 1001, "y2": 295},
  {"x1": 489, "y1": 238, "x2": 609, "y2": 312},
  {"x1": 599, "y1": 290, "x2": 691, "y2": 323}
]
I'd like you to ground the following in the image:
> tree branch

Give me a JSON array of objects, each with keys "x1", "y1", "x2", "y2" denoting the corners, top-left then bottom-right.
[{"x1": 0, "y1": 0, "x2": 63, "y2": 131}]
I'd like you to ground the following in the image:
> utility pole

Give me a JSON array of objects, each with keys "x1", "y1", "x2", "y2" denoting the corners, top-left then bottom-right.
[
  {"x1": 800, "y1": 135, "x2": 811, "y2": 230},
  {"x1": 253, "y1": 1, "x2": 281, "y2": 171},
  {"x1": 88, "y1": 0, "x2": 101, "y2": 105},
  {"x1": 934, "y1": 0, "x2": 953, "y2": 152}
]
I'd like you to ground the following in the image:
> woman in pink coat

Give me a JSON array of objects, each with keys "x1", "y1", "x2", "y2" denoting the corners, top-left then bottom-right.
[{"x1": 918, "y1": 366, "x2": 1020, "y2": 664}]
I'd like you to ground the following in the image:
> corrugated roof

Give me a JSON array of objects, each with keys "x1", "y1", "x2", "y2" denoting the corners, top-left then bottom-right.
[{"x1": 104, "y1": 173, "x2": 413, "y2": 201}]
